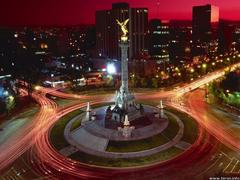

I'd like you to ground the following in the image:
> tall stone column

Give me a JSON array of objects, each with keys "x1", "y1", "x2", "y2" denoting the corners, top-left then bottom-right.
[
  {"x1": 119, "y1": 41, "x2": 129, "y2": 94},
  {"x1": 113, "y1": 18, "x2": 135, "y2": 114}
]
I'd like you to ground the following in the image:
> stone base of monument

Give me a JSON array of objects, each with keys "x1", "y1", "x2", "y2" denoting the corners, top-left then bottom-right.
[
  {"x1": 112, "y1": 90, "x2": 137, "y2": 122},
  {"x1": 62, "y1": 104, "x2": 189, "y2": 161},
  {"x1": 68, "y1": 105, "x2": 167, "y2": 142},
  {"x1": 50, "y1": 102, "x2": 199, "y2": 168}
]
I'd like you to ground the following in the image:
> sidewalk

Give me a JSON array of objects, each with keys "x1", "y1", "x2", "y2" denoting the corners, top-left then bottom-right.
[{"x1": 0, "y1": 108, "x2": 37, "y2": 145}]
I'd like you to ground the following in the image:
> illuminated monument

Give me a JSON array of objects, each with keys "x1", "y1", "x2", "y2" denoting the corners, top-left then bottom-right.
[{"x1": 112, "y1": 19, "x2": 135, "y2": 121}]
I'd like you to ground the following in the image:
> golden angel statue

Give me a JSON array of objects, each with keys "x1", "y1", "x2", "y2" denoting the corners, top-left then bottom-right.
[{"x1": 116, "y1": 19, "x2": 129, "y2": 37}]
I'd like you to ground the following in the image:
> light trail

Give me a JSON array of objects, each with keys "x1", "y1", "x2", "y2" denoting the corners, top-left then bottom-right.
[
  {"x1": 30, "y1": 100, "x2": 218, "y2": 179},
  {"x1": 0, "y1": 91, "x2": 57, "y2": 171},
  {"x1": 187, "y1": 91, "x2": 240, "y2": 152},
  {"x1": 35, "y1": 86, "x2": 89, "y2": 100},
  {"x1": 1, "y1": 62, "x2": 240, "y2": 178},
  {"x1": 29, "y1": 62, "x2": 240, "y2": 178}
]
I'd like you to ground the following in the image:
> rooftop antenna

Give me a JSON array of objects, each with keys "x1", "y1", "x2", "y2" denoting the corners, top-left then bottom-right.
[{"x1": 157, "y1": 0, "x2": 160, "y2": 18}]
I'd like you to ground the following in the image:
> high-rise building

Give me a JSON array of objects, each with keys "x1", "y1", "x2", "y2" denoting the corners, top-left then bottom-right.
[
  {"x1": 233, "y1": 27, "x2": 240, "y2": 51},
  {"x1": 96, "y1": 3, "x2": 148, "y2": 60},
  {"x1": 218, "y1": 20, "x2": 236, "y2": 54},
  {"x1": 129, "y1": 8, "x2": 148, "y2": 60},
  {"x1": 96, "y1": 9, "x2": 116, "y2": 59},
  {"x1": 192, "y1": 4, "x2": 219, "y2": 55},
  {"x1": 169, "y1": 27, "x2": 192, "y2": 65},
  {"x1": 148, "y1": 19, "x2": 170, "y2": 64}
]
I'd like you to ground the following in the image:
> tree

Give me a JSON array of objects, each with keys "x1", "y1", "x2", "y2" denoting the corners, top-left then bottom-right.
[
  {"x1": 0, "y1": 100, "x2": 6, "y2": 114},
  {"x1": 151, "y1": 78, "x2": 158, "y2": 88},
  {"x1": 140, "y1": 78, "x2": 147, "y2": 88},
  {"x1": 220, "y1": 71, "x2": 240, "y2": 92}
]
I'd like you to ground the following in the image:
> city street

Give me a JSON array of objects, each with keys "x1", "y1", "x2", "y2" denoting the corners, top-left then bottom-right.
[
  {"x1": 0, "y1": 63, "x2": 240, "y2": 179},
  {"x1": 1, "y1": 0, "x2": 240, "y2": 179}
]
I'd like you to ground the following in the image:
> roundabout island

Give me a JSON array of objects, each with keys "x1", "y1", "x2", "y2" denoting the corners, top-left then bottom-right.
[
  {"x1": 49, "y1": 101, "x2": 199, "y2": 168},
  {"x1": 25, "y1": 19, "x2": 218, "y2": 179},
  {"x1": 48, "y1": 22, "x2": 199, "y2": 168}
]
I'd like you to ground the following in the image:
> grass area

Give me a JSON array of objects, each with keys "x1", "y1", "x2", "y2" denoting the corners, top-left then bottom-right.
[
  {"x1": 131, "y1": 88, "x2": 163, "y2": 93},
  {"x1": 136, "y1": 100, "x2": 198, "y2": 144},
  {"x1": 46, "y1": 94, "x2": 87, "y2": 107},
  {"x1": 0, "y1": 97, "x2": 37, "y2": 123},
  {"x1": 66, "y1": 87, "x2": 116, "y2": 95},
  {"x1": 50, "y1": 109, "x2": 83, "y2": 150},
  {"x1": 136, "y1": 100, "x2": 159, "y2": 107},
  {"x1": 106, "y1": 103, "x2": 181, "y2": 153},
  {"x1": 70, "y1": 117, "x2": 82, "y2": 131},
  {"x1": 50, "y1": 103, "x2": 112, "y2": 150},
  {"x1": 92, "y1": 102, "x2": 113, "y2": 109},
  {"x1": 161, "y1": 113, "x2": 179, "y2": 140},
  {"x1": 69, "y1": 147, "x2": 183, "y2": 167},
  {"x1": 55, "y1": 99, "x2": 83, "y2": 106},
  {"x1": 166, "y1": 107, "x2": 198, "y2": 144},
  {"x1": 106, "y1": 133, "x2": 169, "y2": 153},
  {"x1": 67, "y1": 87, "x2": 168, "y2": 96}
]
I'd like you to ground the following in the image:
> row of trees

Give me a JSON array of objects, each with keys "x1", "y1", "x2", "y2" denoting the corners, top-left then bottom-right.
[
  {"x1": 0, "y1": 83, "x2": 17, "y2": 115},
  {"x1": 129, "y1": 76, "x2": 179, "y2": 88},
  {"x1": 208, "y1": 69, "x2": 240, "y2": 108}
]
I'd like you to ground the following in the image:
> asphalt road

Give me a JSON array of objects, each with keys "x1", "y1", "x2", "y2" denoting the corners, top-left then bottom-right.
[{"x1": 1, "y1": 62, "x2": 240, "y2": 179}]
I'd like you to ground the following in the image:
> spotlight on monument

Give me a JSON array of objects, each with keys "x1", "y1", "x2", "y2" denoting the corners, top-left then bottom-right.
[{"x1": 107, "y1": 63, "x2": 116, "y2": 74}]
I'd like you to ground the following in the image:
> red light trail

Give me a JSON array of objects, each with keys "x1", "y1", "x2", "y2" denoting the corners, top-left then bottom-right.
[{"x1": 1, "y1": 62, "x2": 240, "y2": 178}]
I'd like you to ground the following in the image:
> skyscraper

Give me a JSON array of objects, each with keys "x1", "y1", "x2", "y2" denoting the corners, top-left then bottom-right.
[
  {"x1": 192, "y1": 4, "x2": 219, "y2": 55},
  {"x1": 218, "y1": 20, "x2": 236, "y2": 54},
  {"x1": 233, "y1": 28, "x2": 240, "y2": 51},
  {"x1": 96, "y1": 3, "x2": 148, "y2": 60},
  {"x1": 148, "y1": 19, "x2": 170, "y2": 64},
  {"x1": 129, "y1": 8, "x2": 148, "y2": 60},
  {"x1": 169, "y1": 26, "x2": 192, "y2": 65}
]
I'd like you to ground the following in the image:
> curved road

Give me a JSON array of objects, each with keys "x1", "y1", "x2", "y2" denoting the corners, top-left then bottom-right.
[{"x1": 1, "y1": 62, "x2": 240, "y2": 179}]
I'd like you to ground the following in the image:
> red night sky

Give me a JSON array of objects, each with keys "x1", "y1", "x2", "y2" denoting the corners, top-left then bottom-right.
[{"x1": 1, "y1": 0, "x2": 240, "y2": 26}]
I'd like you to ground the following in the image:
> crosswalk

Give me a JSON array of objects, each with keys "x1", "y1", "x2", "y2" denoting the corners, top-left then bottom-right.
[
  {"x1": 224, "y1": 158, "x2": 240, "y2": 174},
  {"x1": 197, "y1": 152, "x2": 240, "y2": 178},
  {"x1": 0, "y1": 167, "x2": 25, "y2": 180}
]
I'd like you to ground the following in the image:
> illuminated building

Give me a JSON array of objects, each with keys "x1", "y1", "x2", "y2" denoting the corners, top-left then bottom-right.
[
  {"x1": 218, "y1": 21, "x2": 236, "y2": 54},
  {"x1": 169, "y1": 27, "x2": 192, "y2": 65},
  {"x1": 148, "y1": 19, "x2": 170, "y2": 64},
  {"x1": 96, "y1": 3, "x2": 148, "y2": 60},
  {"x1": 192, "y1": 4, "x2": 219, "y2": 56},
  {"x1": 233, "y1": 28, "x2": 240, "y2": 51}
]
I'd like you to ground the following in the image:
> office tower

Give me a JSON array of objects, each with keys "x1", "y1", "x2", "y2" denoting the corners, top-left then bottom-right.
[
  {"x1": 192, "y1": 4, "x2": 219, "y2": 55},
  {"x1": 233, "y1": 28, "x2": 240, "y2": 51},
  {"x1": 148, "y1": 19, "x2": 170, "y2": 64},
  {"x1": 96, "y1": 3, "x2": 148, "y2": 60},
  {"x1": 218, "y1": 20, "x2": 236, "y2": 54},
  {"x1": 169, "y1": 27, "x2": 192, "y2": 65},
  {"x1": 129, "y1": 8, "x2": 148, "y2": 60}
]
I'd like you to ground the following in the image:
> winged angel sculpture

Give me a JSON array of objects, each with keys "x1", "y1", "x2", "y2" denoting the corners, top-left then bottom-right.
[{"x1": 116, "y1": 19, "x2": 129, "y2": 37}]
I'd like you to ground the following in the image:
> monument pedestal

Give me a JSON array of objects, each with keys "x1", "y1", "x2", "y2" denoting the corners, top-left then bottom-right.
[{"x1": 111, "y1": 40, "x2": 136, "y2": 121}]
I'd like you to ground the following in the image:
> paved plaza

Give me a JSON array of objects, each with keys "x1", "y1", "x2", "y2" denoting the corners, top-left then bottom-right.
[{"x1": 61, "y1": 106, "x2": 190, "y2": 159}]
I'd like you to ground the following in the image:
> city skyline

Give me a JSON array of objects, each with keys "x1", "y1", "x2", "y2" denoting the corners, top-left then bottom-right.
[
  {"x1": 1, "y1": 1, "x2": 240, "y2": 179},
  {"x1": 1, "y1": 0, "x2": 240, "y2": 26}
]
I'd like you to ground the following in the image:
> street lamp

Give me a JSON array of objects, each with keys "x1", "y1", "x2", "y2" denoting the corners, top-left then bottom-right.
[
  {"x1": 107, "y1": 63, "x2": 116, "y2": 74},
  {"x1": 35, "y1": 86, "x2": 40, "y2": 91},
  {"x1": 3, "y1": 91, "x2": 9, "y2": 96}
]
